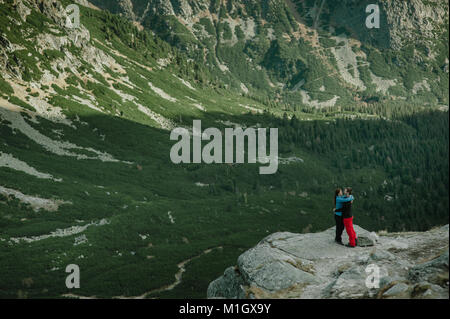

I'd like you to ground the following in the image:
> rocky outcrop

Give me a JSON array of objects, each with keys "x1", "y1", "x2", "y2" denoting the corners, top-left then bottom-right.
[
  {"x1": 381, "y1": 0, "x2": 449, "y2": 50},
  {"x1": 208, "y1": 225, "x2": 449, "y2": 299},
  {"x1": 294, "y1": 0, "x2": 448, "y2": 50}
]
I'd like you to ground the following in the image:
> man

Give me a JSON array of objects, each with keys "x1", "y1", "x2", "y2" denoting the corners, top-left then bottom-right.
[
  {"x1": 334, "y1": 188, "x2": 354, "y2": 245},
  {"x1": 335, "y1": 188, "x2": 357, "y2": 247}
]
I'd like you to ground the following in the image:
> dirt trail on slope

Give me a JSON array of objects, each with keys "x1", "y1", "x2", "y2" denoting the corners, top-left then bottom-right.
[{"x1": 62, "y1": 246, "x2": 223, "y2": 299}]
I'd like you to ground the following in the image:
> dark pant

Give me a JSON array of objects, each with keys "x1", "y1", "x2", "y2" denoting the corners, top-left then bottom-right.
[{"x1": 335, "y1": 214, "x2": 345, "y2": 242}]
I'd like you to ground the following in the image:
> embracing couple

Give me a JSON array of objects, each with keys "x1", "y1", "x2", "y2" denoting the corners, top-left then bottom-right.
[{"x1": 334, "y1": 187, "x2": 357, "y2": 248}]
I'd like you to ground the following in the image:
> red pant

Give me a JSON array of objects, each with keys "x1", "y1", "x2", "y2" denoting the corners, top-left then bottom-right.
[{"x1": 343, "y1": 217, "x2": 357, "y2": 247}]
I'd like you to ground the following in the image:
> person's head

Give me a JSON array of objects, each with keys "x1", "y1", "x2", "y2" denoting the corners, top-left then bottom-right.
[{"x1": 345, "y1": 187, "x2": 352, "y2": 196}]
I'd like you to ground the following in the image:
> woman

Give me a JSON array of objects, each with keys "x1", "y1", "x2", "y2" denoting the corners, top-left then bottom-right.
[
  {"x1": 334, "y1": 188, "x2": 345, "y2": 245},
  {"x1": 335, "y1": 188, "x2": 357, "y2": 247},
  {"x1": 334, "y1": 188, "x2": 354, "y2": 245}
]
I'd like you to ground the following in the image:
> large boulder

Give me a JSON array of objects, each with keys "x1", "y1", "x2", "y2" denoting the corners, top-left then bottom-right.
[
  {"x1": 207, "y1": 224, "x2": 449, "y2": 299},
  {"x1": 408, "y1": 249, "x2": 449, "y2": 286}
]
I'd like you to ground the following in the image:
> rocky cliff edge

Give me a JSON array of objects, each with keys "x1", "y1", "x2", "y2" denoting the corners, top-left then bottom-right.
[{"x1": 207, "y1": 225, "x2": 449, "y2": 299}]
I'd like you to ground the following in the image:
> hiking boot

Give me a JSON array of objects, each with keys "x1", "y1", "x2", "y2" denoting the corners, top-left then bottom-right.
[
  {"x1": 335, "y1": 240, "x2": 344, "y2": 246},
  {"x1": 345, "y1": 243, "x2": 356, "y2": 248}
]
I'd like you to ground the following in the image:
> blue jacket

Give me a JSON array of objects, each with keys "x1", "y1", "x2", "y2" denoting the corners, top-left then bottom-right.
[{"x1": 335, "y1": 195, "x2": 354, "y2": 217}]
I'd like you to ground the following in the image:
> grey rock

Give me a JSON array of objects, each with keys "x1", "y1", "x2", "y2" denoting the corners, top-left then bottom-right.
[
  {"x1": 15, "y1": 0, "x2": 31, "y2": 21},
  {"x1": 208, "y1": 224, "x2": 449, "y2": 299},
  {"x1": 420, "y1": 285, "x2": 448, "y2": 299},
  {"x1": 383, "y1": 283, "x2": 411, "y2": 298},
  {"x1": 326, "y1": 265, "x2": 369, "y2": 299},
  {"x1": 370, "y1": 248, "x2": 396, "y2": 261},
  {"x1": 73, "y1": 0, "x2": 90, "y2": 7},
  {"x1": 357, "y1": 236, "x2": 375, "y2": 247},
  {"x1": 411, "y1": 281, "x2": 449, "y2": 299},
  {"x1": 207, "y1": 267, "x2": 246, "y2": 299},
  {"x1": 237, "y1": 243, "x2": 319, "y2": 292},
  {"x1": 408, "y1": 249, "x2": 449, "y2": 285},
  {"x1": 379, "y1": 276, "x2": 404, "y2": 290}
]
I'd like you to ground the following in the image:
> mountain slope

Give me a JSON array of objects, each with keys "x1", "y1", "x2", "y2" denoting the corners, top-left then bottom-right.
[{"x1": 90, "y1": 0, "x2": 449, "y2": 108}]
